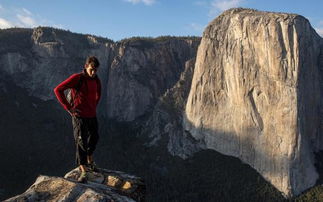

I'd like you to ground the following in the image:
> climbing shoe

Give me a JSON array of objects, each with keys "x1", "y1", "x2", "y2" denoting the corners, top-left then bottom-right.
[
  {"x1": 87, "y1": 161, "x2": 99, "y2": 172},
  {"x1": 77, "y1": 171, "x2": 88, "y2": 183}
]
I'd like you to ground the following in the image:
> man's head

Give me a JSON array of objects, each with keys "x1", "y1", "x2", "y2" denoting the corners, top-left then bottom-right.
[{"x1": 84, "y1": 56, "x2": 100, "y2": 78}]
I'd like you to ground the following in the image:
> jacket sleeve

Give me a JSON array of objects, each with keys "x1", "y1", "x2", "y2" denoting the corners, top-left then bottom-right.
[
  {"x1": 96, "y1": 78, "x2": 101, "y2": 105},
  {"x1": 53, "y1": 73, "x2": 80, "y2": 111}
]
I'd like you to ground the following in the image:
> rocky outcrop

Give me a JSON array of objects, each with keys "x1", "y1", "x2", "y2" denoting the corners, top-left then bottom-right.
[
  {"x1": 4, "y1": 167, "x2": 145, "y2": 202},
  {"x1": 184, "y1": 8, "x2": 323, "y2": 197}
]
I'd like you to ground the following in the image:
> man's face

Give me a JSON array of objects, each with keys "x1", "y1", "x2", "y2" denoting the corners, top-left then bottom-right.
[{"x1": 85, "y1": 64, "x2": 98, "y2": 77}]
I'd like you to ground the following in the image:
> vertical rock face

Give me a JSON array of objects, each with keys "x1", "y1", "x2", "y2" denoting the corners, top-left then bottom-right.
[
  {"x1": 0, "y1": 27, "x2": 199, "y2": 120},
  {"x1": 141, "y1": 58, "x2": 203, "y2": 158},
  {"x1": 106, "y1": 38, "x2": 200, "y2": 121},
  {"x1": 0, "y1": 27, "x2": 114, "y2": 103},
  {"x1": 184, "y1": 8, "x2": 323, "y2": 197}
]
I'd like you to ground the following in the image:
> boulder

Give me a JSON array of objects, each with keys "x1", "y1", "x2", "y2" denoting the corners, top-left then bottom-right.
[{"x1": 4, "y1": 167, "x2": 145, "y2": 202}]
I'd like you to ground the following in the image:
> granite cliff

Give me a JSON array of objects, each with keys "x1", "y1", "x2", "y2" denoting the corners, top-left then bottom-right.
[
  {"x1": 0, "y1": 27, "x2": 113, "y2": 102},
  {"x1": 107, "y1": 37, "x2": 199, "y2": 121},
  {"x1": 0, "y1": 27, "x2": 199, "y2": 120},
  {"x1": 184, "y1": 8, "x2": 323, "y2": 197}
]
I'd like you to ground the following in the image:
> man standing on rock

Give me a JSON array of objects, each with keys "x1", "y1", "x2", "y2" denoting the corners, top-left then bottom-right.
[{"x1": 54, "y1": 56, "x2": 101, "y2": 183}]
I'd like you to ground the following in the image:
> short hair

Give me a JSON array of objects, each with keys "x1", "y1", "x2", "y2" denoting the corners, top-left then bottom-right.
[{"x1": 85, "y1": 56, "x2": 100, "y2": 68}]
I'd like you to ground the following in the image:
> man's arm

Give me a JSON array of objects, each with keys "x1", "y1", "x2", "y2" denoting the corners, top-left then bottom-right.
[{"x1": 53, "y1": 73, "x2": 80, "y2": 111}]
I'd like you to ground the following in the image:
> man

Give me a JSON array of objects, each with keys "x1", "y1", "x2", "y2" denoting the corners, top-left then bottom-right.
[{"x1": 54, "y1": 56, "x2": 101, "y2": 183}]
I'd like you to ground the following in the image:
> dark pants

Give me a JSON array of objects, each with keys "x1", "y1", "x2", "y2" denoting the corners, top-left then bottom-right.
[{"x1": 72, "y1": 116, "x2": 99, "y2": 166}]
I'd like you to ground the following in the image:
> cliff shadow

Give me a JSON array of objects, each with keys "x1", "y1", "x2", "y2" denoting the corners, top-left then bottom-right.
[{"x1": 181, "y1": 110, "x2": 323, "y2": 199}]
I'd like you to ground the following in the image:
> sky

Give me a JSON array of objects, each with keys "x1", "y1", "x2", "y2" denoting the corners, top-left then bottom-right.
[{"x1": 0, "y1": 0, "x2": 322, "y2": 41}]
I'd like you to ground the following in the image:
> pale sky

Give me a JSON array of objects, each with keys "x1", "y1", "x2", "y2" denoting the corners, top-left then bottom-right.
[{"x1": 0, "y1": 0, "x2": 322, "y2": 41}]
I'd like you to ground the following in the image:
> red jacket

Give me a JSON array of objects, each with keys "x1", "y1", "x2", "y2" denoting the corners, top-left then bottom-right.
[{"x1": 54, "y1": 69, "x2": 101, "y2": 118}]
